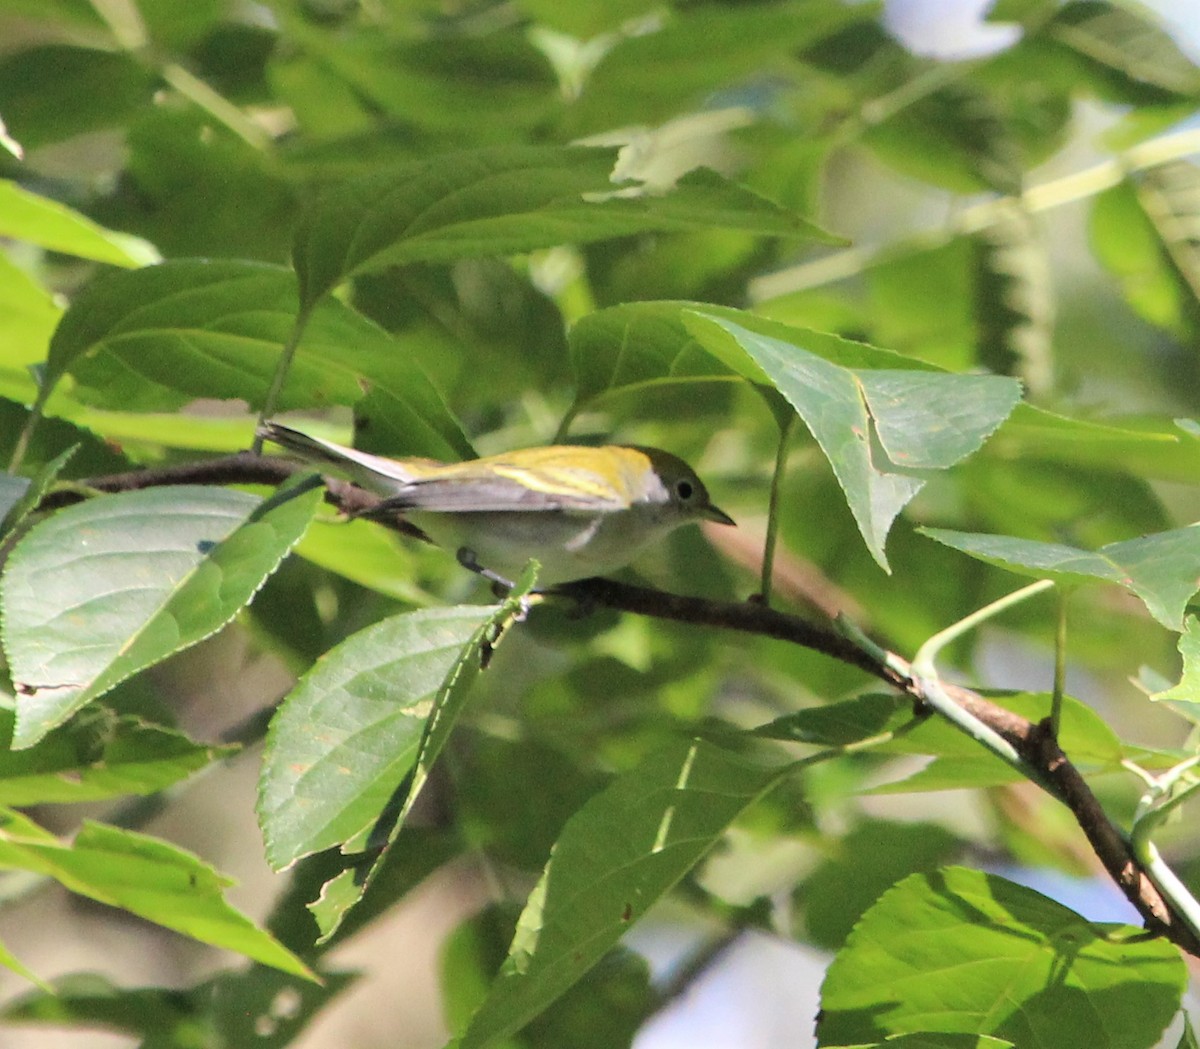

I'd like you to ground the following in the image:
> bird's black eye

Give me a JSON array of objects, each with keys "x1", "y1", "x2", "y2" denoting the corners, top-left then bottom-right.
[{"x1": 675, "y1": 479, "x2": 694, "y2": 501}]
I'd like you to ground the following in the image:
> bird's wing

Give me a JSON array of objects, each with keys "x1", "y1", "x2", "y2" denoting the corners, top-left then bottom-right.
[{"x1": 374, "y1": 474, "x2": 605, "y2": 513}]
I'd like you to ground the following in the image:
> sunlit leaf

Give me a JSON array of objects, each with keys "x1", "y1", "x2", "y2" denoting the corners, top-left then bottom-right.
[
  {"x1": 307, "y1": 574, "x2": 535, "y2": 941},
  {"x1": 457, "y1": 738, "x2": 789, "y2": 1049},
  {"x1": 0, "y1": 180, "x2": 158, "y2": 267},
  {"x1": 818, "y1": 867, "x2": 1185, "y2": 1048},
  {"x1": 2, "y1": 478, "x2": 321, "y2": 747},
  {"x1": 0, "y1": 253, "x2": 62, "y2": 400},
  {"x1": 0, "y1": 812, "x2": 312, "y2": 978},
  {"x1": 257, "y1": 604, "x2": 499, "y2": 870}
]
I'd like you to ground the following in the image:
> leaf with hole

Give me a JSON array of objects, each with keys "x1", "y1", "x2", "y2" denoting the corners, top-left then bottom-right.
[{"x1": 1, "y1": 478, "x2": 322, "y2": 747}]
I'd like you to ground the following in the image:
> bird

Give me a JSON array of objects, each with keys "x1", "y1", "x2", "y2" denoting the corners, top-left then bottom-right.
[{"x1": 258, "y1": 422, "x2": 733, "y2": 586}]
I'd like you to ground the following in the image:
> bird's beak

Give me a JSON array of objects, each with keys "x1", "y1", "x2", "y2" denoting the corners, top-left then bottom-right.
[{"x1": 703, "y1": 504, "x2": 736, "y2": 526}]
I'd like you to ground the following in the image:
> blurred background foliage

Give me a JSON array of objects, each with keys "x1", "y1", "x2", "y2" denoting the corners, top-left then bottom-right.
[{"x1": 3, "y1": 0, "x2": 1200, "y2": 1046}]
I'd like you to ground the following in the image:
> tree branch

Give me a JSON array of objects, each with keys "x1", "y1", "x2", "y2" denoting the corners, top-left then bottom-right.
[
  {"x1": 556, "y1": 577, "x2": 1200, "y2": 956},
  {"x1": 38, "y1": 457, "x2": 1200, "y2": 957}
]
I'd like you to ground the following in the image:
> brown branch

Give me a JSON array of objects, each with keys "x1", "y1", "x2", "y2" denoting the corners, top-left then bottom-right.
[
  {"x1": 36, "y1": 457, "x2": 1200, "y2": 957},
  {"x1": 556, "y1": 577, "x2": 1200, "y2": 958}
]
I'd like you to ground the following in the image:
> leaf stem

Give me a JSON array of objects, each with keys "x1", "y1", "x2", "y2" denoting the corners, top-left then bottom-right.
[
  {"x1": 254, "y1": 308, "x2": 313, "y2": 452},
  {"x1": 8, "y1": 385, "x2": 50, "y2": 474},
  {"x1": 1050, "y1": 588, "x2": 1069, "y2": 739},
  {"x1": 1131, "y1": 763, "x2": 1200, "y2": 945},
  {"x1": 160, "y1": 63, "x2": 271, "y2": 152},
  {"x1": 912, "y1": 578, "x2": 1055, "y2": 673},
  {"x1": 908, "y1": 579, "x2": 1059, "y2": 791}
]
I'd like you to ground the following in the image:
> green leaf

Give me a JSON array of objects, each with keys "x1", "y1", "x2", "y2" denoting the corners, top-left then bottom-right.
[
  {"x1": 0, "y1": 813, "x2": 313, "y2": 978},
  {"x1": 568, "y1": 300, "x2": 744, "y2": 415},
  {"x1": 307, "y1": 573, "x2": 536, "y2": 940},
  {"x1": 270, "y1": 827, "x2": 459, "y2": 954},
  {"x1": 1134, "y1": 161, "x2": 1200, "y2": 315},
  {"x1": 986, "y1": 0, "x2": 1057, "y2": 21},
  {"x1": 0, "y1": 180, "x2": 158, "y2": 267},
  {"x1": 41, "y1": 260, "x2": 473, "y2": 460},
  {"x1": 2, "y1": 478, "x2": 322, "y2": 747},
  {"x1": 0, "y1": 45, "x2": 157, "y2": 149},
  {"x1": 863, "y1": 238, "x2": 977, "y2": 372},
  {"x1": 760, "y1": 691, "x2": 1124, "y2": 790},
  {"x1": 456, "y1": 738, "x2": 789, "y2": 1049},
  {"x1": 446, "y1": 908, "x2": 652, "y2": 1049},
  {"x1": 920, "y1": 525, "x2": 1200, "y2": 630},
  {"x1": 257, "y1": 604, "x2": 499, "y2": 871},
  {"x1": 0, "y1": 0, "x2": 107, "y2": 31},
  {"x1": 0, "y1": 399, "x2": 128, "y2": 479},
  {"x1": 0, "y1": 934, "x2": 47, "y2": 990},
  {"x1": 754, "y1": 692, "x2": 918, "y2": 748},
  {"x1": 200, "y1": 965, "x2": 356, "y2": 1048},
  {"x1": 1, "y1": 968, "x2": 355, "y2": 1046},
  {"x1": 568, "y1": 300, "x2": 940, "y2": 420},
  {"x1": 1044, "y1": 1, "x2": 1200, "y2": 97},
  {"x1": 1089, "y1": 164, "x2": 1200, "y2": 341},
  {"x1": 515, "y1": 0, "x2": 658, "y2": 37},
  {"x1": 292, "y1": 145, "x2": 833, "y2": 310},
  {"x1": 864, "y1": 81, "x2": 1022, "y2": 196},
  {"x1": 801, "y1": 820, "x2": 962, "y2": 949},
  {"x1": 0, "y1": 252, "x2": 62, "y2": 400},
  {"x1": 1151, "y1": 614, "x2": 1200, "y2": 723},
  {"x1": 293, "y1": 515, "x2": 434, "y2": 605},
  {"x1": 826, "y1": 1031, "x2": 1014, "y2": 1048},
  {"x1": 1090, "y1": 178, "x2": 1191, "y2": 335},
  {"x1": 0, "y1": 443, "x2": 77, "y2": 541},
  {"x1": 565, "y1": 2, "x2": 876, "y2": 135},
  {"x1": 684, "y1": 313, "x2": 1022, "y2": 569},
  {"x1": 2, "y1": 974, "x2": 207, "y2": 1041},
  {"x1": 281, "y1": 29, "x2": 558, "y2": 140},
  {"x1": 0, "y1": 113, "x2": 20, "y2": 161},
  {"x1": 1177, "y1": 1012, "x2": 1199, "y2": 1049},
  {"x1": 0, "y1": 475, "x2": 29, "y2": 535},
  {"x1": 0, "y1": 707, "x2": 231, "y2": 805},
  {"x1": 991, "y1": 406, "x2": 1200, "y2": 485},
  {"x1": 817, "y1": 867, "x2": 1185, "y2": 1048},
  {"x1": 871, "y1": 690, "x2": 1128, "y2": 791}
]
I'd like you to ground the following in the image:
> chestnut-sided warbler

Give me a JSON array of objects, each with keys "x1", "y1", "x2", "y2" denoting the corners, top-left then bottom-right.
[{"x1": 259, "y1": 422, "x2": 733, "y2": 585}]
